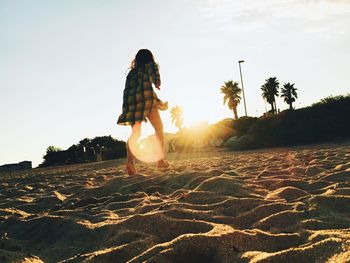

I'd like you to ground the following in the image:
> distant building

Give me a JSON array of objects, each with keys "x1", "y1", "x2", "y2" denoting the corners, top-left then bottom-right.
[{"x1": 0, "y1": 161, "x2": 32, "y2": 173}]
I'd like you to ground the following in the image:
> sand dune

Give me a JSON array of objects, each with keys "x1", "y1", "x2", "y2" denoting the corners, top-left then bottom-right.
[{"x1": 1, "y1": 143, "x2": 350, "y2": 262}]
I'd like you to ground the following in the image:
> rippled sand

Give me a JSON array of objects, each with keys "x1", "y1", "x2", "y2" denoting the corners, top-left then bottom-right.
[{"x1": 1, "y1": 143, "x2": 350, "y2": 262}]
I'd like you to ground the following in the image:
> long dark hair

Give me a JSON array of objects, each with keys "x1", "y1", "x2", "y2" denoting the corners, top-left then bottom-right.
[{"x1": 129, "y1": 49, "x2": 155, "y2": 70}]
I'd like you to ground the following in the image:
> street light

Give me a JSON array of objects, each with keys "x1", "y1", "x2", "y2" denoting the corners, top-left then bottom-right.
[{"x1": 238, "y1": 60, "x2": 247, "y2": 116}]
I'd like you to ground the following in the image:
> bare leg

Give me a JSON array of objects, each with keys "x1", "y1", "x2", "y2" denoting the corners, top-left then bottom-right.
[
  {"x1": 126, "y1": 122, "x2": 141, "y2": 175},
  {"x1": 147, "y1": 108, "x2": 169, "y2": 168}
]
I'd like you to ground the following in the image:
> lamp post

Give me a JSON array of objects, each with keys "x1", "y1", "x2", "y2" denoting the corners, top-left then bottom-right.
[{"x1": 238, "y1": 60, "x2": 247, "y2": 116}]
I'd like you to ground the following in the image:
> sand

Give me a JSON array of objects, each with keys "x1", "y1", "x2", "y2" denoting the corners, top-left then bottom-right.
[{"x1": 1, "y1": 143, "x2": 350, "y2": 263}]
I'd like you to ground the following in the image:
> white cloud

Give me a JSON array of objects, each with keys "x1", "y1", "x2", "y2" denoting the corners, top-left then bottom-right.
[{"x1": 196, "y1": 0, "x2": 350, "y2": 36}]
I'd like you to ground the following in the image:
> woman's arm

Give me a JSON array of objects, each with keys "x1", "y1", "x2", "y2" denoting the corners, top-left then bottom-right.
[{"x1": 147, "y1": 62, "x2": 161, "y2": 90}]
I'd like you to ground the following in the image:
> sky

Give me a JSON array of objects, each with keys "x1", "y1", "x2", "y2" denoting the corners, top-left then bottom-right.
[{"x1": 1, "y1": 0, "x2": 349, "y2": 167}]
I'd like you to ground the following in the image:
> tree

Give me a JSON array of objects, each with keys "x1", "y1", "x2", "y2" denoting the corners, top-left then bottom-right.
[
  {"x1": 281, "y1": 82, "x2": 298, "y2": 110},
  {"x1": 220, "y1": 80, "x2": 242, "y2": 120},
  {"x1": 46, "y1": 146, "x2": 61, "y2": 153},
  {"x1": 261, "y1": 77, "x2": 279, "y2": 114},
  {"x1": 79, "y1": 138, "x2": 91, "y2": 147},
  {"x1": 170, "y1": 106, "x2": 184, "y2": 131},
  {"x1": 40, "y1": 136, "x2": 126, "y2": 167}
]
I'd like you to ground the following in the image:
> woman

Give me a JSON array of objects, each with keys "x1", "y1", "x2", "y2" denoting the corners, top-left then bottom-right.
[{"x1": 117, "y1": 49, "x2": 169, "y2": 175}]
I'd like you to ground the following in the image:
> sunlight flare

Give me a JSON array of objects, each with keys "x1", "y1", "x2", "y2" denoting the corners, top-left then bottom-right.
[{"x1": 129, "y1": 135, "x2": 164, "y2": 163}]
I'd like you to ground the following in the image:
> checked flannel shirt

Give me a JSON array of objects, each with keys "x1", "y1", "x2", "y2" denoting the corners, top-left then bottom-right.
[{"x1": 117, "y1": 62, "x2": 161, "y2": 126}]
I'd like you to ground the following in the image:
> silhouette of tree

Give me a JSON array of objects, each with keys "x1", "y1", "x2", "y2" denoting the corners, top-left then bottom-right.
[
  {"x1": 170, "y1": 106, "x2": 184, "y2": 131},
  {"x1": 46, "y1": 146, "x2": 61, "y2": 153},
  {"x1": 281, "y1": 82, "x2": 298, "y2": 110},
  {"x1": 79, "y1": 138, "x2": 91, "y2": 147},
  {"x1": 40, "y1": 136, "x2": 126, "y2": 167},
  {"x1": 261, "y1": 77, "x2": 279, "y2": 114},
  {"x1": 220, "y1": 80, "x2": 242, "y2": 120}
]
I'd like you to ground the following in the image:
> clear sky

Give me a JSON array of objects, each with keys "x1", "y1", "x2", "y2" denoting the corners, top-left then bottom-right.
[{"x1": 1, "y1": 0, "x2": 349, "y2": 167}]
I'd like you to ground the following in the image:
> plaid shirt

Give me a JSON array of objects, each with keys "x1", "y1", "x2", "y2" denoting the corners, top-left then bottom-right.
[{"x1": 117, "y1": 62, "x2": 161, "y2": 126}]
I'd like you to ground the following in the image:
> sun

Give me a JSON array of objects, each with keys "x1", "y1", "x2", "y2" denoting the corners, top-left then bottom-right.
[{"x1": 182, "y1": 106, "x2": 208, "y2": 127}]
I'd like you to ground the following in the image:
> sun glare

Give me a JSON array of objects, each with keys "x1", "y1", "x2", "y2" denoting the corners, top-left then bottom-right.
[
  {"x1": 129, "y1": 135, "x2": 164, "y2": 163},
  {"x1": 182, "y1": 106, "x2": 208, "y2": 128}
]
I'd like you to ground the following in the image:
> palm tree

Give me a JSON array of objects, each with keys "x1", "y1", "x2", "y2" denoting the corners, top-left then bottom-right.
[
  {"x1": 261, "y1": 77, "x2": 279, "y2": 114},
  {"x1": 170, "y1": 106, "x2": 184, "y2": 131},
  {"x1": 281, "y1": 82, "x2": 298, "y2": 110},
  {"x1": 220, "y1": 80, "x2": 242, "y2": 120}
]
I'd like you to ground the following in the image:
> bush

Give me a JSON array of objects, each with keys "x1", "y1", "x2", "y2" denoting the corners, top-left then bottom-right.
[
  {"x1": 40, "y1": 135, "x2": 126, "y2": 167},
  {"x1": 232, "y1": 117, "x2": 258, "y2": 137},
  {"x1": 228, "y1": 94, "x2": 350, "y2": 150}
]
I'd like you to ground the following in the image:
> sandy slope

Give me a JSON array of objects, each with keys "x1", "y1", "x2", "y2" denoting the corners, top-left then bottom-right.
[{"x1": 1, "y1": 143, "x2": 350, "y2": 263}]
